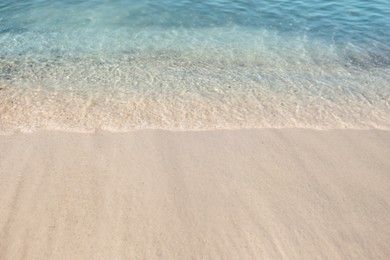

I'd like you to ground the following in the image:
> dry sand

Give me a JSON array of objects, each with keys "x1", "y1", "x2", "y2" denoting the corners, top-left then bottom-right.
[{"x1": 0, "y1": 129, "x2": 390, "y2": 259}]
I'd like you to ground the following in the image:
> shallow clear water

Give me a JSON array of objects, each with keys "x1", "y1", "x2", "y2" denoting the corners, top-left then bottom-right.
[{"x1": 1, "y1": 0, "x2": 390, "y2": 132}]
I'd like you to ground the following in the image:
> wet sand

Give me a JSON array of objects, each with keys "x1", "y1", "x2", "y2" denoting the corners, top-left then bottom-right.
[{"x1": 1, "y1": 129, "x2": 390, "y2": 259}]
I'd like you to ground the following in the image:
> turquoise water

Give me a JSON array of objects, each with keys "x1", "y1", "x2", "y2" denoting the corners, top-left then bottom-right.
[{"x1": 1, "y1": 0, "x2": 390, "y2": 132}]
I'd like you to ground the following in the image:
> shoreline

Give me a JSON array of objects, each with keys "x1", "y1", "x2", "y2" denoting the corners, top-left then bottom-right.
[
  {"x1": 1, "y1": 129, "x2": 390, "y2": 259},
  {"x1": 2, "y1": 126, "x2": 390, "y2": 136}
]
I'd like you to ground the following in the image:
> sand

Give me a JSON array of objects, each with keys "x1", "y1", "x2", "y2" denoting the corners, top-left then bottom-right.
[{"x1": 0, "y1": 129, "x2": 390, "y2": 259}]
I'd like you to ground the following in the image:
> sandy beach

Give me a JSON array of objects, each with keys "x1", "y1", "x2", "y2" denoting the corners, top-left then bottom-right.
[
  {"x1": 2, "y1": 0, "x2": 390, "y2": 259},
  {"x1": 1, "y1": 129, "x2": 389, "y2": 259}
]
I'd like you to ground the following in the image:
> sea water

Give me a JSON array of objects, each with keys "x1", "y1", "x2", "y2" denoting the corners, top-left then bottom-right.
[{"x1": 1, "y1": 0, "x2": 390, "y2": 132}]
